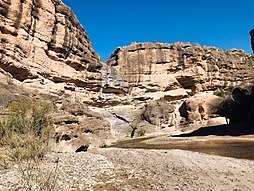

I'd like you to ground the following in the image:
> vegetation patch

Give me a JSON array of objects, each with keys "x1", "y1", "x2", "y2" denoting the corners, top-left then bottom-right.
[
  {"x1": 0, "y1": 99, "x2": 58, "y2": 190},
  {"x1": 212, "y1": 86, "x2": 254, "y2": 124}
]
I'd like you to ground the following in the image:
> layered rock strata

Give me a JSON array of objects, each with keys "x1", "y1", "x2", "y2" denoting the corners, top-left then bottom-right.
[
  {"x1": 1, "y1": 0, "x2": 254, "y2": 145},
  {"x1": 105, "y1": 42, "x2": 253, "y2": 102},
  {"x1": 99, "y1": 43, "x2": 254, "y2": 137},
  {"x1": 0, "y1": 0, "x2": 102, "y2": 98}
]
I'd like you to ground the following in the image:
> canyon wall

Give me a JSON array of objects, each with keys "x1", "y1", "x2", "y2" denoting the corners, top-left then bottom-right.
[
  {"x1": 99, "y1": 42, "x2": 254, "y2": 137},
  {"x1": 0, "y1": 0, "x2": 102, "y2": 98},
  {"x1": 105, "y1": 42, "x2": 253, "y2": 102},
  {"x1": 1, "y1": 0, "x2": 254, "y2": 144}
]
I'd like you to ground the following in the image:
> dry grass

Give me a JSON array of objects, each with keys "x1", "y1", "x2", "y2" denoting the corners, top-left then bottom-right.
[{"x1": 0, "y1": 99, "x2": 59, "y2": 190}]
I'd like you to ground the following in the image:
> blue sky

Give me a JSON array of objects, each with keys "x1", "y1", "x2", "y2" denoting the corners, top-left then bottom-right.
[{"x1": 62, "y1": 0, "x2": 254, "y2": 61}]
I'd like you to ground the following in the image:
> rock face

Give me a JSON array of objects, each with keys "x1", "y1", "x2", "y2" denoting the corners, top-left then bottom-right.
[
  {"x1": 0, "y1": 0, "x2": 102, "y2": 97},
  {"x1": 52, "y1": 99, "x2": 111, "y2": 152},
  {"x1": 1, "y1": 0, "x2": 254, "y2": 147},
  {"x1": 106, "y1": 42, "x2": 253, "y2": 102},
  {"x1": 0, "y1": 0, "x2": 108, "y2": 151},
  {"x1": 100, "y1": 42, "x2": 254, "y2": 136},
  {"x1": 179, "y1": 92, "x2": 226, "y2": 127},
  {"x1": 250, "y1": 28, "x2": 254, "y2": 53}
]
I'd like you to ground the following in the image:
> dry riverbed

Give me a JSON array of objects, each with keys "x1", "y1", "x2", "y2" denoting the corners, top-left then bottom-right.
[{"x1": 0, "y1": 146, "x2": 254, "y2": 190}]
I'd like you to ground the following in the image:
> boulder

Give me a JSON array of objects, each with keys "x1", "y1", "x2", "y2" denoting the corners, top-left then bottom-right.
[
  {"x1": 179, "y1": 92, "x2": 224, "y2": 126},
  {"x1": 92, "y1": 105, "x2": 144, "y2": 138},
  {"x1": 143, "y1": 100, "x2": 175, "y2": 127}
]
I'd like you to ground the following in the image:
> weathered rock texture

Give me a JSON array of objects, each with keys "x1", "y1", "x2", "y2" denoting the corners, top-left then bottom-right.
[
  {"x1": 0, "y1": 0, "x2": 102, "y2": 97},
  {"x1": 106, "y1": 42, "x2": 253, "y2": 102},
  {"x1": 179, "y1": 92, "x2": 226, "y2": 127},
  {"x1": 0, "y1": 0, "x2": 109, "y2": 151},
  {"x1": 100, "y1": 42, "x2": 254, "y2": 136},
  {"x1": 1, "y1": 0, "x2": 254, "y2": 144},
  {"x1": 52, "y1": 99, "x2": 111, "y2": 152}
]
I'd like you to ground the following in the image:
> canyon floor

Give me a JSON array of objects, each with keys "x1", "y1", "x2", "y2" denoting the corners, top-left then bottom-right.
[{"x1": 1, "y1": 134, "x2": 254, "y2": 191}]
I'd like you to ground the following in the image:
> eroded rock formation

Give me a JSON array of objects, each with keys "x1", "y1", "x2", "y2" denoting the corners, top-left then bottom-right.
[
  {"x1": 100, "y1": 42, "x2": 254, "y2": 136},
  {"x1": 0, "y1": 0, "x2": 102, "y2": 97},
  {"x1": 105, "y1": 42, "x2": 253, "y2": 102},
  {"x1": 1, "y1": 0, "x2": 254, "y2": 149},
  {"x1": 53, "y1": 99, "x2": 111, "y2": 152}
]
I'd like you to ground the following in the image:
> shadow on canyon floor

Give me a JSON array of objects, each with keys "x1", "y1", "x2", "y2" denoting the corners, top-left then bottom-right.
[
  {"x1": 174, "y1": 123, "x2": 254, "y2": 137},
  {"x1": 108, "y1": 122, "x2": 254, "y2": 160}
]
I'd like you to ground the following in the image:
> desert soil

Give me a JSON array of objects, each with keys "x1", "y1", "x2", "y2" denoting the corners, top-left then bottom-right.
[{"x1": 0, "y1": 146, "x2": 254, "y2": 190}]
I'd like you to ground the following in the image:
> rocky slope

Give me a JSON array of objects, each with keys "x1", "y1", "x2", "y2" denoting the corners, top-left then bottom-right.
[
  {"x1": 0, "y1": 0, "x2": 102, "y2": 98},
  {"x1": 0, "y1": 0, "x2": 110, "y2": 151}
]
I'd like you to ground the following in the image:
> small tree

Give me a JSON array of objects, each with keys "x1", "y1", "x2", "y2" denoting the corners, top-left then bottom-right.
[
  {"x1": 214, "y1": 99, "x2": 233, "y2": 124},
  {"x1": 213, "y1": 86, "x2": 254, "y2": 124}
]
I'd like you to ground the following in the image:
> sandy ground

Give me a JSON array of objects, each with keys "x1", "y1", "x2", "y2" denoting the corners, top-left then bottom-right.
[
  {"x1": 93, "y1": 148, "x2": 254, "y2": 191},
  {"x1": 1, "y1": 147, "x2": 254, "y2": 190}
]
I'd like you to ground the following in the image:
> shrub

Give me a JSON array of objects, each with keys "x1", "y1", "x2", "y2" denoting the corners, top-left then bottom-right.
[
  {"x1": 7, "y1": 100, "x2": 52, "y2": 136},
  {"x1": 213, "y1": 89, "x2": 225, "y2": 97},
  {"x1": 212, "y1": 86, "x2": 254, "y2": 124},
  {"x1": 0, "y1": 118, "x2": 7, "y2": 138},
  {"x1": 0, "y1": 99, "x2": 52, "y2": 159},
  {"x1": 0, "y1": 99, "x2": 56, "y2": 190},
  {"x1": 213, "y1": 98, "x2": 233, "y2": 118},
  {"x1": 137, "y1": 129, "x2": 146, "y2": 137}
]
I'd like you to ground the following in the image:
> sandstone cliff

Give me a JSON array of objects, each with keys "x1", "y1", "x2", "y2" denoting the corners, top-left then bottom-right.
[
  {"x1": 99, "y1": 42, "x2": 254, "y2": 137},
  {"x1": 105, "y1": 42, "x2": 253, "y2": 102},
  {"x1": 0, "y1": 0, "x2": 109, "y2": 151},
  {"x1": 1, "y1": 0, "x2": 254, "y2": 147},
  {"x1": 0, "y1": 0, "x2": 102, "y2": 97}
]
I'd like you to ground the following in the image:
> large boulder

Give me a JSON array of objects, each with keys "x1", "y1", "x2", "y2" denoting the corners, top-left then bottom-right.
[
  {"x1": 143, "y1": 100, "x2": 175, "y2": 128},
  {"x1": 179, "y1": 92, "x2": 225, "y2": 126},
  {"x1": 91, "y1": 105, "x2": 144, "y2": 138}
]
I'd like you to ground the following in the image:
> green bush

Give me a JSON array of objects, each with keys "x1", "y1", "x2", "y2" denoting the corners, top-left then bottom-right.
[
  {"x1": 213, "y1": 89, "x2": 225, "y2": 97},
  {"x1": 137, "y1": 129, "x2": 146, "y2": 137},
  {"x1": 8, "y1": 100, "x2": 51, "y2": 135}
]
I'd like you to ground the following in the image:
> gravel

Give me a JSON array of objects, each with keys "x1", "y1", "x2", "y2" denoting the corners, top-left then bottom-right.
[{"x1": 0, "y1": 148, "x2": 254, "y2": 190}]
